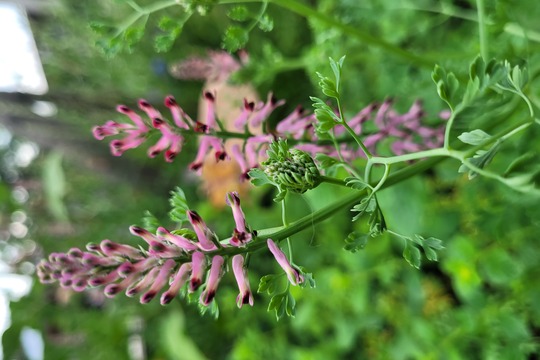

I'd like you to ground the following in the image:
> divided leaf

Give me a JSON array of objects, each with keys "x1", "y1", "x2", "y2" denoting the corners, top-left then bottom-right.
[{"x1": 168, "y1": 187, "x2": 190, "y2": 224}]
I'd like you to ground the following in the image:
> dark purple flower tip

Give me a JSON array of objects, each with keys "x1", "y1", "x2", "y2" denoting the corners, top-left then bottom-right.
[
  {"x1": 88, "y1": 277, "x2": 106, "y2": 287},
  {"x1": 204, "y1": 91, "x2": 215, "y2": 101},
  {"x1": 86, "y1": 243, "x2": 100, "y2": 252},
  {"x1": 164, "y1": 96, "x2": 177, "y2": 107},
  {"x1": 92, "y1": 126, "x2": 105, "y2": 140},
  {"x1": 148, "y1": 149, "x2": 161, "y2": 158},
  {"x1": 165, "y1": 150, "x2": 177, "y2": 162},
  {"x1": 244, "y1": 99, "x2": 255, "y2": 111},
  {"x1": 215, "y1": 151, "x2": 227, "y2": 161},
  {"x1": 194, "y1": 122, "x2": 208, "y2": 133},
  {"x1": 110, "y1": 140, "x2": 124, "y2": 150},
  {"x1": 152, "y1": 117, "x2": 165, "y2": 128},
  {"x1": 270, "y1": 94, "x2": 277, "y2": 105},
  {"x1": 150, "y1": 241, "x2": 167, "y2": 253},
  {"x1": 100, "y1": 240, "x2": 117, "y2": 252},
  {"x1": 240, "y1": 172, "x2": 250, "y2": 181},
  {"x1": 201, "y1": 290, "x2": 216, "y2": 306},
  {"x1": 104, "y1": 284, "x2": 121, "y2": 298},
  {"x1": 72, "y1": 279, "x2": 88, "y2": 292},
  {"x1": 126, "y1": 288, "x2": 138, "y2": 297},
  {"x1": 138, "y1": 100, "x2": 151, "y2": 109},
  {"x1": 160, "y1": 292, "x2": 174, "y2": 305},
  {"x1": 187, "y1": 210, "x2": 202, "y2": 224},
  {"x1": 67, "y1": 248, "x2": 84, "y2": 259},
  {"x1": 118, "y1": 262, "x2": 135, "y2": 277},
  {"x1": 140, "y1": 291, "x2": 156, "y2": 304},
  {"x1": 240, "y1": 293, "x2": 251, "y2": 305},
  {"x1": 52, "y1": 270, "x2": 62, "y2": 279},
  {"x1": 60, "y1": 278, "x2": 73, "y2": 287},
  {"x1": 189, "y1": 278, "x2": 202, "y2": 292},
  {"x1": 189, "y1": 162, "x2": 203, "y2": 171},
  {"x1": 129, "y1": 226, "x2": 147, "y2": 236},
  {"x1": 116, "y1": 105, "x2": 131, "y2": 114}
]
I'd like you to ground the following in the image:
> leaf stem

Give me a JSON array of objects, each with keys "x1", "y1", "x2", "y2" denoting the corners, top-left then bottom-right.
[{"x1": 476, "y1": 0, "x2": 488, "y2": 59}]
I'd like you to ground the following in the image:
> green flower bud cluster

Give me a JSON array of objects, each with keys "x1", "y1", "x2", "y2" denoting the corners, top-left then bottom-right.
[{"x1": 263, "y1": 141, "x2": 321, "y2": 194}]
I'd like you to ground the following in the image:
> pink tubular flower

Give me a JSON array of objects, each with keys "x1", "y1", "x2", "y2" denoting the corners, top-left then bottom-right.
[
  {"x1": 226, "y1": 192, "x2": 252, "y2": 246},
  {"x1": 187, "y1": 210, "x2": 217, "y2": 251},
  {"x1": 189, "y1": 251, "x2": 206, "y2": 292},
  {"x1": 200, "y1": 255, "x2": 225, "y2": 306},
  {"x1": 160, "y1": 263, "x2": 192, "y2": 305},
  {"x1": 232, "y1": 255, "x2": 253, "y2": 308},
  {"x1": 156, "y1": 227, "x2": 198, "y2": 252},
  {"x1": 140, "y1": 259, "x2": 176, "y2": 304},
  {"x1": 267, "y1": 239, "x2": 304, "y2": 286}
]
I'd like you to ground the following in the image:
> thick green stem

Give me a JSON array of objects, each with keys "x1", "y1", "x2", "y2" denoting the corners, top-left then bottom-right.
[{"x1": 476, "y1": 0, "x2": 488, "y2": 59}]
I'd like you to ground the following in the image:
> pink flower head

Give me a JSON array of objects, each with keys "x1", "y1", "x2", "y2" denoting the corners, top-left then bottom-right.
[
  {"x1": 226, "y1": 192, "x2": 252, "y2": 246},
  {"x1": 200, "y1": 255, "x2": 225, "y2": 306},
  {"x1": 232, "y1": 255, "x2": 253, "y2": 308},
  {"x1": 187, "y1": 211, "x2": 217, "y2": 251},
  {"x1": 189, "y1": 251, "x2": 206, "y2": 292},
  {"x1": 267, "y1": 239, "x2": 304, "y2": 286}
]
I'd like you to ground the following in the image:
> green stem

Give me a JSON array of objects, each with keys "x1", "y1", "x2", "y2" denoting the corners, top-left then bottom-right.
[
  {"x1": 320, "y1": 176, "x2": 348, "y2": 187},
  {"x1": 337, "y1": 98, "x2": 372, "y2": 159},
  {"x1": 476, "y1": 0, "x2": 488, "y2": 59}
]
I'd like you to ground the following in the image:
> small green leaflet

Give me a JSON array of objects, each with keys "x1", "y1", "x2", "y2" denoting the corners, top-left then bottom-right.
[
  {"x1": 168, "y1": 187, "x2": 190, "y2": 224},
  {"x1": 458, "y1": 129, "x2": 491, "y2": 146},
  {"x1": 344, "y1": 231, "x2": 368, "y2": 253},
  {"x1": 459, "y1": 140, "x2": 501, "y2": 179},
  {"x1": 248, "y1": 168, "x2": 274, "y2": 187},
  {"x1": 268, "y1": 291, "x2": 296, "y2": 320}
]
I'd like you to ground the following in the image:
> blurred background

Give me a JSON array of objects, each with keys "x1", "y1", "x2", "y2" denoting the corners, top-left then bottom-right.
[{"x1": 1, "y1": 0, "x2": 540, "y2": 359}]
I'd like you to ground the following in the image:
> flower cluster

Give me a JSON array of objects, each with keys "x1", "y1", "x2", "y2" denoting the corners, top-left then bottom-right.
[
  {"x1": 93, "y1": 91, "x2": 445, "y2": 181},
  {"x1": 37, "y1": 192, "x2": 303, "y2": 308}
]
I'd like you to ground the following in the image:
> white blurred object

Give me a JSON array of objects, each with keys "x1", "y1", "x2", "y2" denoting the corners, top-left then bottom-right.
[
  {"x1": 0, "y1": 2, "x2": 48, "y2": 94},
  {"x1": 20, "y1": 327, "x2": 44, "y2": 360}
]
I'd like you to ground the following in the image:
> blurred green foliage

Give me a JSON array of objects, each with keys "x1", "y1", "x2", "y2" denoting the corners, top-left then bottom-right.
[{"x1": 2, "y1": 0, "x2": 540, "y2": 359}]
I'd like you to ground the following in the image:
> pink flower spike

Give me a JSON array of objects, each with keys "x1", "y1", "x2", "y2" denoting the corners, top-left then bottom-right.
[
  {"x1": 267, "y1": 239, "x2": 304, "y2": 286},
  {"x1": 164, "y1": 96, "x2": 190, "y2": 129},
  {"x1": 200, "y1": 255, "x2": 224, "y2": 306},
  {"x1": 156, "y1": 227, "x2": 198, "y2": 251},
  {"x1": 140, "y1": 259, "x2": 176, "y2": 304},
  {"x1": 164, "y1": 134, "x2": 183, "y2": 163},
  {"x1": 187, "y1": 211, "x2": 217, "y2": 251},
  {"x1": 189, "y1": 251, "x2": 206, "y2": 292},
  {"x1": 161, "y1": 263, "x2": 192, "y2": 305},
  {"x1": 232, "y1": 255, "x2": 253, "y2": 308}
]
